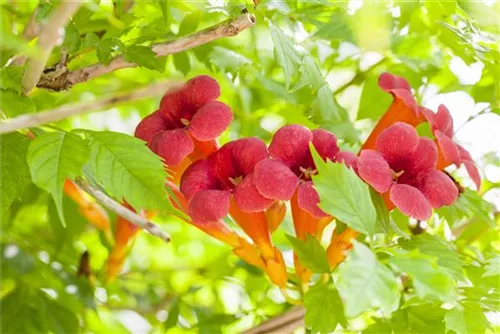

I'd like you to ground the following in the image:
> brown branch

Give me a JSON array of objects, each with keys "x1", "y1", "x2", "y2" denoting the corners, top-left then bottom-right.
[
  {"x1": 74, "y1": 177, "x2": 171, "y2": 243},
  {"x1": 243, "y1": 307, "x2": 305, "y2": 334},
  {"x1": 21, "y1": 1, "x2": 83, "y2": 94},
  {"x1": 37, "y1": 12, "x2": 257, "y2": 91},
  {"x1": 0, "y1": 81, "x2": 181, "y2": 134}
]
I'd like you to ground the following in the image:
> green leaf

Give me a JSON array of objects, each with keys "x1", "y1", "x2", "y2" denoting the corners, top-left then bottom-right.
[
  {"x1": 337, "y1": 242, "x2": 400, "y2": 317},
  {"x1": 123, "y1": 45, "x2": 163, "y2": 71},
  {"x1": 1, "y1": 89, "x2": 36, "y2": 116},
  {"x1": 96, "y1": 38, "x2": 125, "y2": 65},
  {"x1": 173, "y1": 52, "x2": 191, "y2": 75},
  {"x1": 314, "y1": 11, "x2": 354, "y2": 43},
  {"x1": 270, "y1": 24, "x2": 302, "y2": 89},
  {"x1": 357, "y1": 76, "x2": 392, "y2": 120},
  {"x1": 63, "y1": 22, "x2": 80, "y2": 53},
  {"x1": 85, "y1": 130, "x2": 171, "y2": 211},
  {"x1": 164, "y1": 298, "x2": 180, "y2": 329},
  {"x1": 285, "y1": 234, "x2": 330, "y2": 273},
  {"x1": 445, "y1": 302, "x2": 489, "y2": 334},
  {"x1": 0, "y1": 133, "x2": 31, "y2": 217},
  {"x1": 312, "y1": 85, "x2": 345, "y2": 122},
  {"x1": 291, "y1": 55, "x2": 324, "y2": 92},
  {"x1": 156, "y1": 0, "x2": 168, "y2": 23},
  {"x1": 312, "y1": 151, "x2": 376, "y2": 236},
  {"x1": 83, "y1": 33, "x2": 100, "y2": 49},
  {"x1": 483, "y1": 255, "x2": 500, "y2": 277},
  {"x1": 27, "y1": 131, "x2": 89, "y2": 227},
  {"x1": 0, "y1": 66, "x2": 23, "y2": 93},
  {"x1": 304, "y1": 283, "x2": 347, "y2": 333},
  {"x1": 389, "y1": 251, "x2": 457, "y2": 302},
  {"x1": 178, "y1": 11, "x2": 201, "y2": 36},
  {"x1": 371, "y1": 188, "x2": 390, "y2": 234},
  {"x1": 209, "y1": 46, "x2": 251, "y2": 73},
  {"x1": 399, "y1": 234, "x2": 464, "y2": 280}
]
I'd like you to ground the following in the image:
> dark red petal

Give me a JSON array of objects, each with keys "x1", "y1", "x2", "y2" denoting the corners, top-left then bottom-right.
[
  {"x1": 307, "y1": 129, "x2": 339, "y2": 164},
  {"x1": 268, "y1": 124, "x2": 313, "y2": 171},
  {"x1": 297, "y1": 181, "x2": 328, "y2": 218},
  {"x1": 464, "y1": 160, "x2": 481, "y2": 190},
  {"x1": 335, "y1": 151, "x2": 358, "y2": 172},
  {"x1": 150, "y1": 129, "x2": 194, "y2": 166},
  {"x1": 435, "y1": 131, "x2": 461, "y2": 167},
  {"x1": 358, "y1": 150, "x2": 393, "y2": 193},
  {"x1": 404, "y1": 137, "x2": 438, "y2": 174},
  {"x1": 390, "y1": 184, "x2": 432, "y2": 220},
  {"x1": 434, "y1": 105, "x2": 454, "y2": 137},
  {"x1": 182, "y1": 75, "x2": 221, "y2": 109},
  {"x1": 253, "y1": 159, "x2": 299, "y2": 200},
  {"x1": 458, "y1": 145, "x2": 473, "y2": 161},
  {"x1": 207, "y1": 138, "x2": 268, "y2": 188},
  {"x1": 180, "y1": 160, "x2": 219, "y2": 201},
  {"x1": 418, "y1": 170, "x2": 458, "y2": 208},
  {"x1": 377, "y1": 122, "x2": 419, "y2": 165},
  {"x1": 379, "y1": 73, "x2": 418, "y2": 115},
  {"x1": 228, "y1": 137, "x2": 269, "y2": 175},
  {"x1": 159, "y1": 88, "x2": 184, "y2": 126},
  {"x1": 134, "y1": 110, "x2": 169, "y2": 144},
  {"x1": 234, "y1": 174, "x2": 273, "y2": 212},
  {"x1": 379, "y1": 72, "x2": 412, "y2": 92},
  {"x1": 457, "y1": 145, "x2": 481, "y2": 189},
  {"x1": 188, "y1": 189, "x2": 230, "y2": 223},
  {"x1": 420, "y1": 107, "x2": 435, "y2": 124},
  {"x1": 187, "y1": 101, "x2": 232, "y2": 141}
]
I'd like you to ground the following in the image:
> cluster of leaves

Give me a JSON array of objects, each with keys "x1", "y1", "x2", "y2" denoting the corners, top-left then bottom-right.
[{"x1": 1, "y1": 1, "x2": 499, "y2": 333}]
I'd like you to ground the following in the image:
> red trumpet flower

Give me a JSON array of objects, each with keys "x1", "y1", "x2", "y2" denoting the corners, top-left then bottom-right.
[
  {"x1": 421, "y1": 105, "x2": 481, "y2": 189},
  {"x1": 180, "y1": 137, "x2": 274, "y2": 222},
  {"x1": 135, "y1": 75, "x2": 232, "y2": 169},
  {"x1": 252, "y1": 124, "x2": 345, "y2": 218},
  {"x1": 180, "y1": 138, "x2": 288, "y2": 286},
  {"x1": 358, "y1": 122, "x2": 458, "y2": 220},
  {"x1": 362, "y1": 73, "x2": 425, "y2": 150}
]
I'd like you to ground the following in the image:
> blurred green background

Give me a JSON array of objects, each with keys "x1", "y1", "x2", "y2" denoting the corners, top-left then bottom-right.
[{"x1": 1, "y1": 1, "x2": 499, "y2": 333}]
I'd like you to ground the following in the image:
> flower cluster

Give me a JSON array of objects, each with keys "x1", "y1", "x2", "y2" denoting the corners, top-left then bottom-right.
[{"x1": 127, "y1": 73, "x2": 480, "y2": 287}]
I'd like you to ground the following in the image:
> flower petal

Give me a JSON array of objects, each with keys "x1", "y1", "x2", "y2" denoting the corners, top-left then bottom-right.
[
  {"x1": 181, "y1": 75, "x2": 221, "y2": 109},
  {"x1": 417, "y1": 170, "x2": 458, "y2": 208},
  {"x1": 390, "y1": 184, "x2": 432, "y2": 221},
  {"x1": 420, "y1": 106, "x2": 435, "y2": 124},
  {"x1": 464, "y1": 160, "x2": 481, "y2": 190},
  {"x1": 180, "y1": 160, "x2": 219, "y2": 201},
  {"x1": 358, "y1": 150, "x2": 393, "y2": 193},
  {"x1": 227, "y1": 137, "x2": 269, "y2": 175},
  {"x1": 297, "y1": 181, "x2": 328, "y2": 218},
  {"x1": 207, "y1": 138, "x2": 268, "y2": 189},
  {"x1": 159, "y1": 88, "x2": 184, "y2": 126},
  {"x1": 234, "y1": 174, "x2": 273, "y2": 212},
  {"x1": 335, "y1": 151, "x2": 358, "y2": 172},
  {"x1": 377, "y1": 122, "x2": 419, "y2": 165},
  {"x1": 378, "y1": 72, "x2": 418, "y2": 113},
  {"x1": 362, "y1": 74, "x2": 423, "y2": 151},
  {"x1": 253, "y1": 159, "x2": 299, "y2": 200},
  {"x1": 301, "y1": 129, "x2": 339, "y2": 167},
  {"x1": 188, "y1": 189, "x2": 230, "y2": 223},
  {"x1": 434, "y1": 105, "x2": 454, "y2": 137},
  {"x1": 134, "y1": 110, "x2": 169, "y2": 144},
  {"x1": 403, "y1": 137, "x2": 438, "y2": 175},
  {"x1": 150, "y1": 129, "x2": 194, "y2": 166},
  {"x1": 187, "y1": 101, "x2": 233, "y2": 141},
  {"x1": 268, "y1": 124, "x2": 313, "y2": 172},
  {"x1": 379, "y1": 72, "x2": 412, "y2": 92},
  {"x1": 435, "y1": 131, "x2": 461, "y2": 167}
]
